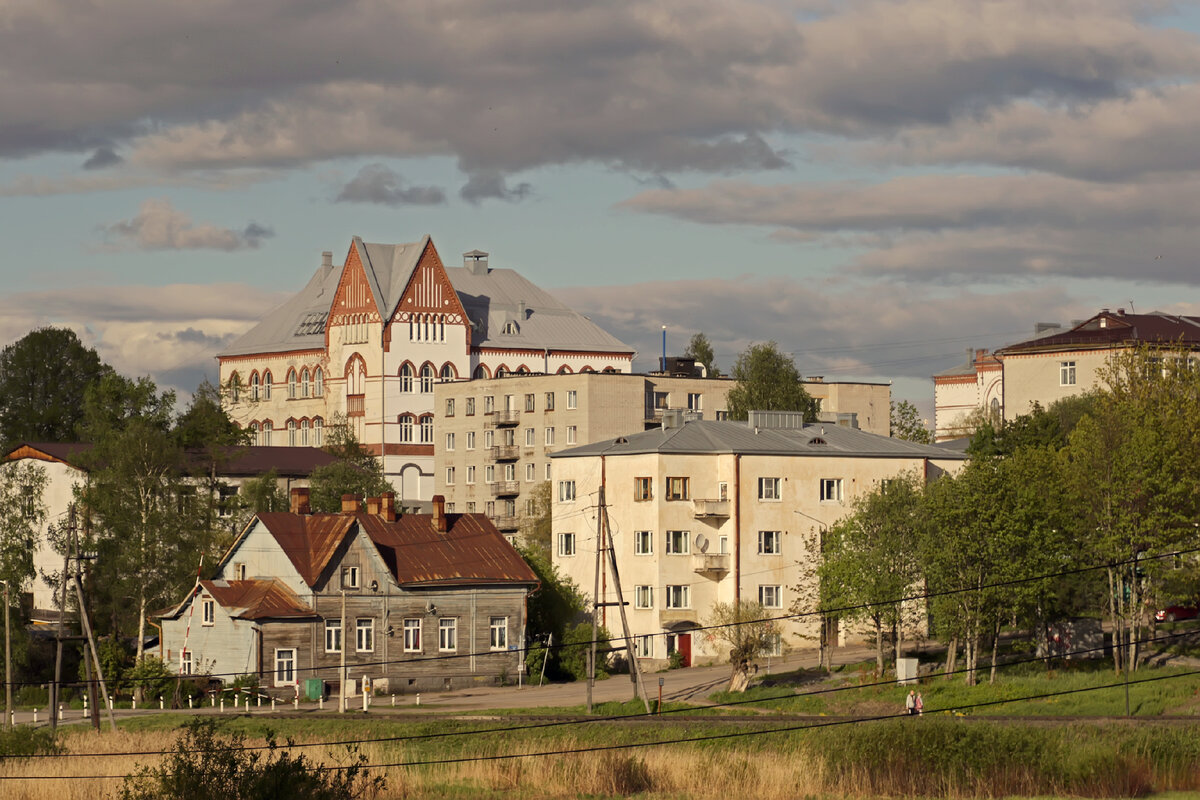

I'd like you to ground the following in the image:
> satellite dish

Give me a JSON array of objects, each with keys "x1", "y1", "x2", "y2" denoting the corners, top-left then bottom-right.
[{"x1": 695, "y1": 534, "x2": 709, "y2": 553}]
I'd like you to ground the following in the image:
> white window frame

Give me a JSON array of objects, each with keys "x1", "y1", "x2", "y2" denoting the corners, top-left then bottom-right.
[
  {"x1": 526, "y1": 463, "x2": 535, "y2": 482},
  {"x1": 446, "y1": 467, "x2": 456, "y2": 485},
  {"x1": 566, "y1": 425, "x2": 577, "y2": 444},
  {"x1": 446, "y1": 432, "x2": 455, "y2": 451},
  {"x1": 557, "y1": 532, "x2": 576, "y2": 557},
  {"x1": 486, "y1": 465, "x2": 495, "y2": 483},
  {"x1": 490, "y1": 617, "x2": 508, "y2": 650},
  {"x1": 666, "y1": 530, "x2": 690, "y2": 555},
  {"x1": 356, "y1": 618, "x2": 374, "y2": 653},
  {"x1": 558, "y1": 480, "x2": 576, "y2": 502},
  {"x1": 179, "y1": 649, "x2": 193, "y2": 676},
  {"x1": 274, "y1": 648, "x2": 296, "y2": 687},
  {"x1": 325, "y1": 618, "x2": 342, "y2": 653},
  {"x1": 758, "y1": 477, "x2": 781, "y2": 501},
  {"x1": 341, "y1": 566, "x2": 360, "y2": 590},
  {"x1": 1060, "y1": 360, "x2": 1077, "y2": 386},
  {"x1": 439, "y1": 618, "x2": 457, "y2": 652},
  {"x1": 201, "y1": 598, "x2": 215, "y2": 626},
  {"x1": 466, "y1": 431, "x2": 475, "y2": 450},
  {"x1": 635, "y1": 635, "x2": 653, "y2": 659},
  {"x1": 758, "y1": 530, "x2": 781, "y2": 555},
  {"x1": 820, "y1": 478, "x2": 844, "y2": 503},
  {"x1": 525, "y1": 427, "x2": 535, "y2": 446},
  {"x1": 634, "y1": 530, "x2": 653, "y2": 555},
  {"x1": 403, "y1": 618, "x2": 422, "y2": 653},
  {"x1": 545, "y1": 427, "x2": 555, "y2": 445},
  {"x1": 665, "y1": 585, "x2": 689, "y2": 609},
  {"x1": 567, "y1": 390, "x2": 577, "y2": 409},
  {"x1": 466, "y1": 466, "x2": 476, "y2": 484},
  {"x1": 634, "y1": 585, "x2": 654, "y2": 609},
  {"x1": 759, "y1": 585, "x2": 782, "y2": 609}
]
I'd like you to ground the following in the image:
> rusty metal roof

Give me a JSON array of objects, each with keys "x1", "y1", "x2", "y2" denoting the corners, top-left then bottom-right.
[
  {"x1": 4, "y1": 442, "x2": 337, "y2": 478},
  {"x1": 256, "y1": 512, "x2": 356, "y2": 587},
  {"x1": 201, "y1": 578, "x2": 316, "y2": 620}
]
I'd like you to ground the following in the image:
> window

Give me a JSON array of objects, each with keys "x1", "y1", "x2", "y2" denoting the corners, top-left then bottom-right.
[
  {"x1": 287, "y1": 419, "x2": 296, "y2": 446},
  {"x1": 820, "y1": 478, "x2": 844, "y2": 502},
  {"x1": 666, "y1": 476, "x2": 689, "y2": 500},
  {"x1": 420, "y1": 364, "x2": 435, "y2": 392},
  {"x1": 665, "y1": 585, "x2": 689, "y2": 609},
  {"x1": 314, "y1": 368, "x2": 323, "y2": 397},
  {"x1": 446, "y1": 432, "x2": 455, "y2": 451},
  {"x1": 420, "y1": 415, "x2": 434, "y2": 443},
  {"x1": 325, "y1": 619, "x2": 342, "y2": 653},
  {"x1": 356, "y1": 618, "x2": 374, "y2": 652},
  {"x1": 313, "y1": 418, "x2": 323, "y2": 446},
  {"x1": 653, "y1": 391, "x2": 669, "y2": 410},
  {"x1": 545, "y1": 463, "x2": 552, "y2": 480},
  {"x1": 301, "y1": 369, "x2": 310, "y2": 398},
  {"x1": 557, "y1": 532, "x2": 576, "y2": 556},
  {"x1": 274, "y1": 649, "x2": 296, "y2": 686},
  {"x1": 566, "y1": 425, "x2": 576, "y2": 444},
  {"x1": 250, "y1": 372, "x2": 260, "y2": 401},
  {"x1": 567, "y1": 390, "x2": 577, "y2": 409},
  {"x1": 486, "y1": 465, "x2": 495, "y2": 483},
  {"x1": 558, "y1": 480, "x2": 576, "y2": 502},
  {"x1": 635, "y1": 635, "x2": 653, "y2": 658},
  {"x1": 758, "y1": 477, "x2": 781, "y2": 501},
  {"x1": 399, "y1": 364, "x2": 414, "y2": 392},
  {"x1": 634, "y1": 477, "x2": 652, "y2": 501},
  {"x1": 466, "y1": 397, "x2": 476, "y2": 416},
  {"x1": 399, "y1": 415, "x2": 413, "y2": 443},
  {"x1": 287, "y1": 369, "x2": 298, "y2": 399},
  {"x1": 484, "y1": 395, "x2": 495, "y2": 413},
  {"x1": 1060, "y1": 360, "x2": 1077, "y2": 386},
  {"x1": 504, "y1": 428, "x2": 516, "y2": 446},
  {"x1": 262, "y1": 370, "x2": 272, "y2": 399},
  {"x1": 466, "y1": 431, "x2": 475, "y2": 450},
  {"x1": 526, "y1": 463, "x2": 535, "y2": 482},
  {"x1": 545, "y1": 392, "x2": 555, "y2": 411},
  {"x1": 486, "y1": 501, "x2": 495, "y2": 516},
  {"x1": 687, "y1": 393, "x2": 702, "y2": 411},
  {"x1": 504, "y1": 463, "x2": 516, "y2": 481},
  {"x1": 525, "y1": 393, "x2": 536, "y2": 412},
  {"x1": 466, "y1": 501, "x2": 476, "y2": 513},
  {"x1": 446, "y1": 467, "x2": 455, "y2": 485},
  {"x1": 180, "y1": 649, "x2": 193, "y2": 676},
  {"x1": 233, "y1": 562, "x2": 246, "y2": 580},
  {"x1": 489, "y1": 617, "x2": 508, "y2": 650},
  {"x1": 466, "y1": 466, "x2": 476, "y2": 484},
  {"x1": 634, "y1": 530, "x2": 653, "y2": 555},
  {"x1": 341, "y1": 566, "x2": 360, "y2": 589},
  {"x1": 545, "y1": 427, "x2": 555, "y2": 445},
  {"x1": 439, "y1": 618, "x2": 457, "y2": 652},
  {"x1": 403, "y1": 619, "x2": 421, "y2": 652},
  {"x1": 758, "y1": 530, "x2": 781, "y2": 555},
  {"x1": 19, "y1": 486, "x2": 37, "y2": 519},
  {"x1": 525, "y1": 427, "x2": 535, "y2": 446},
  {"x1": 759, "y1": 585, "x2": 782, "y2": 608},
  {"x1": 446, "y1": 398, "x2": 455, "y2": 417},
  {"x1": 250, "y1": 421, "x2": 260, "y2": 444},
  {"x1": 229, "y1": 374, "x2": 240, "y2": 403},
  {"x1": 525, "y1": 499, "x2": 536, "y2": 515},
  {"x1": 766, "y1": 633, "x2": 783, "y2": 656},
  {"x1": 201, "y1": 598, "x2": 215, "y2": 626},
  {"x1": 261, "y1": 421, "x2": 273, "y2": 446},
  {"x1": 441, "y1": 363, "x2": 455, "y2": 380},
  {"x1": 666, "y1": 530, "x2": 690, "y2": 555},
  {"x1": 300, "y1": 418, "x2": 310, "y2": 446},
  {"x1": 635, "y1": 585, "x2": 654, "y2": 609}
]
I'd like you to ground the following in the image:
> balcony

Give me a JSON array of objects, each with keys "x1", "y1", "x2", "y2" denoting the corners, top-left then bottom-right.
[
  {"x1": 489, "y1": 445, "x2": 519, "y2": 461},
  {"x1": 490, "y1": 481, "x2": 520, "y2": 497},
  {"x1": 346, "y1": 394, "x2": 365, "y2": 417},
  {"x1": 659, "y1": 608, "x2": 698, "y2": 626},
  {"x1": 692, "y1": 499, "x2": 730, "y2": 519},
  {"x1": 692, "y1": 553, "x2": 730, "y2": 578},
  {"x1": 490, "y1": 515, "x2": 520, "y2": 531},
  {"x1": 489, "y1": 410, "x2": 520, "y2": 427}
]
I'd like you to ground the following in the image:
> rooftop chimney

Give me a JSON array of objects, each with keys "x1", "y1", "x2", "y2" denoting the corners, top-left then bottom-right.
[
  {"x1": 463, "y1": 249, "x2": 489, "y2": 276},
  {"x1": 518, "y1": 301, "x2": 527, "y2": 319},
  {"x1": 341, "y1": 494, "x2": 362, "y2": 514},
  {"x1": 321, "y1": 251, "x2": 333, "y2": 269},
  {"x1": 381, "y1": 491, "x2": 397, "y2": 523},
  {"x1": 366, "y1": 496, "x2": 381, "y2": 516},
  {"x1": 289, "y1": 487, "x2": 311, "y2": 515},
  {"x1": 432, "y1": 494, "x2": 448, "y2": 533}
]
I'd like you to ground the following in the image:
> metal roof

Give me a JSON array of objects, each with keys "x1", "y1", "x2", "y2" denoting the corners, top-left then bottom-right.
[
  {"x1": 552, "y1": 418, "x2": 969, "y2": 460},
  {"x1": 256, "y1": 512, "x2": 356, "y2": 587},
  {"x1": 201, "y1": 578, "x2": 316, "y2": 620},
  {"x1": 219, "y1": 257, "x2": 342, "y2": 357},
  {"x1": 5, "y1": 442, "x2": 338, "y2": 478},
  {"x1": 997, "y1": 311, "x2": 1200, "y2": 356}
]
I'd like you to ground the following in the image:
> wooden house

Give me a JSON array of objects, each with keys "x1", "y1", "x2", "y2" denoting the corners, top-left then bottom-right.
[{"x1": 159, "y1": 491, "x2": 539, "y2": 695}]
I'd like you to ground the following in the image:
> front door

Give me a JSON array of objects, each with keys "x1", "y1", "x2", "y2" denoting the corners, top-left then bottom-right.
[{"x1": 679, "y1": 633, "x2": 692, "y2": 667}]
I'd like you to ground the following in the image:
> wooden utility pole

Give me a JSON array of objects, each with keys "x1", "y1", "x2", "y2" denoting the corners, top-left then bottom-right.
[
  {"x1": 339, "y1": 590, "x2": 347, "y2": 713},
  {"x1": 587, "y1": 501, "x2": 603, "y2": 714},
  {"x1": 3, "y1": 580, "x2": 11, "y2": 730},
  {"x1": 597, "y1": 488, "x2": 651, "y2": 714},
  {"x1": 72, "y1": 522, "x2": 116, "y2": 732},
  {"x1": 50, "y1": 506, "x2": 74, "y2": 731}
]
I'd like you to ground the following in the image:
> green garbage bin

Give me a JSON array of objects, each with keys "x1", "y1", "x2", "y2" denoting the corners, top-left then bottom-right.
[{"x1": 304, "y1": 678, "x2": 325, "y2": 701}]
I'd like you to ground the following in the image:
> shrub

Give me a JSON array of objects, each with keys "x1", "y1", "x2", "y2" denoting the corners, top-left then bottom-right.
[
  {"x1": 0, "y1": 725, "x2": 59, "y2": 757},
  {"x1": 119, "y1": 719, "x2": 384, "y2": 800},
  {"x1": 126, "y1": 656, "x2": 175, "y2": 700},
  {"x1": 559, "y1": 622, "x2": 610, "y2": 681}
]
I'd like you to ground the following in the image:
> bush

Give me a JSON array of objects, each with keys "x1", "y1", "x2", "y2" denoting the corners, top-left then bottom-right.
[
  {"x1": 126, "y1": 656, "x2": 175, "y2": 700},
  {"x1": 559, "y1": 622, "x2": 610, "y2": 681},
  {"x1": 0, "y1": 725, "x2": 59, "y2": 758},
  {"x1": 119, "y1": 719, "x2": 384, "y2": 800},
  {"x1": 16, "y1": 685, "x2": 48, "y2": 707}
]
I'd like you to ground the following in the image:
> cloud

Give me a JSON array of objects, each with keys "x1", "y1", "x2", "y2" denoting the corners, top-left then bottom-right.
[
  {"x1": 460, "y1": 172, "x2": 533, "y2": 204},
  {"x1": 82, "y1": 146, "x2": 122, "y2": 170},
  {"x1": 335, "y1": 163, "x2": 446, "y2": 206},
  {"x1": 100, "y1": 198, "x2": 273, "y2": 251}
]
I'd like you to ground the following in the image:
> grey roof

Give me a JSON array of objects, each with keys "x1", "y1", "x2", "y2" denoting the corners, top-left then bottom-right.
[
  {"x1": 552, "y1": 418, "x2": 970, "y2": 460},
  {"x1": 221, "y1": 237, "x2": 632, "y2": 358}
]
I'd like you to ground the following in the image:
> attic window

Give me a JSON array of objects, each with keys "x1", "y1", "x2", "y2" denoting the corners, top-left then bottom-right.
[
  {"x1": 502, "y1": 320, "x2": 518, "y2": 335},
  {"x1": 342, "y1": 566, "x2": 360, "y2": 590},
  {"x1": 810, "y1": 437, "x2": 827, "y2": 446},
  {"x1": 294, "y1": 312, "x2": 328, "y2": 336}
]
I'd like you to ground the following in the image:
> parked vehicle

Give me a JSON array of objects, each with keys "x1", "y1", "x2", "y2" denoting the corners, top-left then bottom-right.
[{"x1": 1154, "y1": 605, "x2": 1199, "y2": 623}]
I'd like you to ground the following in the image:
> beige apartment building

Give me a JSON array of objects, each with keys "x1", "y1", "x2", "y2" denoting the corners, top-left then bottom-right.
[
  {"x1": 548, "y1": 411, "x2": 967, "y2": 668},
  {"x1": 432, "y1": 372, "x2": 890, "y2": 537}
]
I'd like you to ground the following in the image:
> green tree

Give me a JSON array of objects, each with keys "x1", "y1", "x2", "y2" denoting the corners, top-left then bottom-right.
[
  {"x1": 0, "y1": 460, "x2": 48, "y2": 677},
  {"x1": 889, "y1": 400, "x2": 931, "y2": 443},
  {"x1": 707, "y1": 600, "x2": 780, "y2": 691},
  {"x1": 968, "y1": 396, "x2": 1098, "y2": 458},
  {"x1": 683, "y1": 332, "x2": 720, "y2": 377},
  {"x1": 520, "y1": 481, "x2": 552, "y2": 554},
  {"x1": 518, "y1": 543, "x2": 586, "y2": 680},
  {"x1": 725, "y1": 341, "x2": 818, "y2": 421},
  {"x1": 176, "y1": 379, "x2": 253, "y2": 542},
  {"x1": 308, "y1": 415, "x2": 395, "y2": 512},
  {"x1": 0, "y1": 327, "x2": 110, "y2": 451}
]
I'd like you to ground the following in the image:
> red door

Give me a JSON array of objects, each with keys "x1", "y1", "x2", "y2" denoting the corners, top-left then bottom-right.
[{"x1": 679, "y1": 633, "x2": 692, "y2": 667}]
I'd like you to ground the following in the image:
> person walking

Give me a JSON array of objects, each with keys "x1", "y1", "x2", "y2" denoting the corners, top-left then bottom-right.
[
  {"x1": 915, "y1": 692, "x2": 924, "y2": 716},
  {"x1": 905, "y1": 689, "x2": 916, "y2": 715}
]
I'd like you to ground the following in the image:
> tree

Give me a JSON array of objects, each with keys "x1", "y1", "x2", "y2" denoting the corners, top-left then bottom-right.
[
  {"x1": 707, "y1": 600, "x2": 781, "y2": 691},
  {"x1": 725, "y1": 341, "x2": 818, "y2": 421},
  {"x1": 683, "y1": 332, "x2": 720, "y2": 377},
  {"x1": 0, "y1": 460, "x2": 48, "y2": 677},
  {"x1": 228, "y1": 469, "x2": 289, "y2": 533},
  {"x1": 520, "y1": 481, "x2": 552, "y2": 554},
  {"x1": 889, "y1": 400, "x2": 932, "y2": 443},
  {"x1": 518, "y1": 543, "x2": 586, "y2": 680},
  {"x1": 308, "y1": 415, "x2": 395, "y2": 512},
  {"x1": 176, "y1": 379, "x2": 253, "y2": 541},
  {"x1": 0, "y1": 327, "x2": 110, "y2": 451}
]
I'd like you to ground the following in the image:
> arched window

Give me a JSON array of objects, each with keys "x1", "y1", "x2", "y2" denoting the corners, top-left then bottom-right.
[
  {"x1": 249, "y1": 421, "x2": 259, "y2": 444},
  {"x1": 399, "y1": 363, "x2": 414, "y2": 393},
  {"x1": 314, "y1": 368, "x2": 323, "y2": 397},
  {"x1": 602, "y1": 367, "x2": 617, "y2": 374},
  {"x1": 419, "y1": 414, "x2": 434, "y2": 444},
  {"x1": 557, "y1": 365, "x2": 572, "y2": 374},
  {"x1": 262, "y1": 420, "x2": 273, "y2": 446},
  {"x1": 229, "y1": 372, "x2": 240, "y2": 403},
  {"x1": 516, "y1": 365, "x2": 529, "y2": 374},
  {"x1": 399, "y1": 415, "x2": 414, "y2": 443},
  {"x1": 440, "y1": 363, "x2": 456, "y2": 381},
  {"x1": 495, "y1": 365, "x2": 508, "y2": 378},
  {"x1": 301, "y1": 369, "x2": 310, "y2": 398},
  {"x1": 250, "y1": 372, "x2": 261, "y2": 401},
  {"x1": 313, "y1": 417, "x2": 323, "y2": 447},
  {"x1": 420, "y1": 364, "x2": 435, "y2": 393},
  {"x1": 287, "y1": 419, "x2": 297, "y2": 446},
  {"x1": 300, "y1": 418, "x2": 310, "y2": 446},
  {"x1": 262, "y1": 370, "x2": 273, "y2": 399},
  {"x1": 473, "y1": 364, "x2": 490, "y2": 379},
  {"x1": 287, "y1": 369, "x2": 298, "y2": 399},
  {"x1": 580, "y1": 366, "x2": 595, "y2": 374}
]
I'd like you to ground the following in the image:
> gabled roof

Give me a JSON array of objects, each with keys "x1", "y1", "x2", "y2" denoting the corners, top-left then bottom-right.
[
  {"x1": 997, "y1": 311, "x2": 1200, "y2": 356},
  {"x1": 552, "y1": 418, "x2": 968, "y2": 460},
  {"x1": 255, "y1": 512, "x2": 357, "y2": 587},
  {"x1": 4, "y1": 442, "x2": 338, "y2": 478},
  {"x1": 353, "y1": 236, "x2": 429, "y2": 323},
  {"x1": 3, "y1": 442, "x2": 91, "y2": 467},
  {"x1": 159, "y1": 578, "x2": 316, "y2": 621}
]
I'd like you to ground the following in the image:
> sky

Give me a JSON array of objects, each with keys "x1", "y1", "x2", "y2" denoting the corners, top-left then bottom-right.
[{"x1": 4, "y1": 0, "x2": 1200, "y2": 423}]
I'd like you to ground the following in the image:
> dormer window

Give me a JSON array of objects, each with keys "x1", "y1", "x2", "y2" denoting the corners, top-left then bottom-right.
[
  {"x1": 341, "y1": 566, "x2": 360, "y2": 590},
  {"x1": 502, "y1": 320, "x2": 518, "y2": 335}
]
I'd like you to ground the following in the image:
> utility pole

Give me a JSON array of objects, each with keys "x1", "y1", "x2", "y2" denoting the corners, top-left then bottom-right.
[
  {"x1": 3, "y1": 580, "x2": 11, "y2": 730},
  {"x1": 339, "y1": 589, "x2": 347, "y2": 713},
  {"x1": 72, "y1": 521, "x2": 116, "y2": 732},
  {"x1": 587, "y1": 508, "x2": 602, "y2": 714},
  {"x1": 51, "y1": 506, "x2": 74, "y2": 731},
  {"x1": 598, "y1": 488, "x2": 651, "y2": 714}
]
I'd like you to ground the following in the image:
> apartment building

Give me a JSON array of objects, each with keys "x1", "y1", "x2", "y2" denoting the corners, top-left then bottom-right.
[
  {"x1": 432, "y1": 373, "x2": 891, "y2": 537},
  {"x1": 549, "y1": 411, "x2": 966, "y2": 668}
]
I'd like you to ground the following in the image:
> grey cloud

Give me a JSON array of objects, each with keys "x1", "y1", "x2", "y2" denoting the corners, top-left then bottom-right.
[
  {"x1": 460, "y1": 172, "x2": 532, "y2": 204},
  {"x1": 101, "y1": 198, "x2": 273, "y2": 251},
  {"x1": 160, "y1": 327, "x2": 236, "y2": 348},
  {"x1": 82, "y1": 146, "x2": 122, "y2": 170},
  {"x1": 335, "y1": 163, "x2": 446, "y2": 206}
]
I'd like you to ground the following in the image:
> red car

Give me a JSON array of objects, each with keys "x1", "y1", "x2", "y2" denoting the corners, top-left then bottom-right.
[{"x1": 1155, "y1": 605, "x2": 1199, "y2": 623}]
